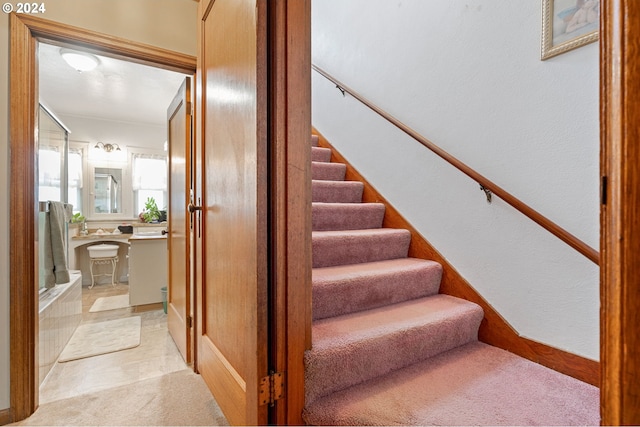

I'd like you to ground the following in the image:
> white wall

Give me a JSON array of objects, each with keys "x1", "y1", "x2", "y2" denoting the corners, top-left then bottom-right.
[
  {"x1": 60, "y1": 114, "x2": 167, "y2": 151},
  {"x1": 0, "y1": 0, "x2": 197, "y2": 411},
  {"x1": 312, "y1": 0, "x2": 599, "y2": 360}
]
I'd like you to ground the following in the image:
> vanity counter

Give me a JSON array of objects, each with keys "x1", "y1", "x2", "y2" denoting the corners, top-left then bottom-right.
[
  {"x1": 128, "y1": 234, "x2": 167, "y2": 241},
  {"x1": 71, "y1": 233, "x2": 133, "y2": 241}
]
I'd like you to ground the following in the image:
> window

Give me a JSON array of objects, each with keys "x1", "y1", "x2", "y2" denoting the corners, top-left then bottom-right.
[
  {"x1": 38, "y1": 145, "x2": 62, "y2": 202},
  {"x1": 68, "y1": 147, "x2": 83, "y2": 214},
  {"x1": 132, "y1": 153, "x2": 167, "y2": 215}
]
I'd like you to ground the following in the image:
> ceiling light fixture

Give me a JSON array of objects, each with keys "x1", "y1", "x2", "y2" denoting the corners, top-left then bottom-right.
[
  {"x1": 60, "y1": 48, "x2": 100, "y2": 72},
  {"x1": 95, "y1": 142, "x2": 121, "y2": 152}
]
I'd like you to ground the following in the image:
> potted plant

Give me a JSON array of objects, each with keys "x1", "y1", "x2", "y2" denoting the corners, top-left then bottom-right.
[
  {"x1": 69, "y1": 212, "x2": 86, "y2": 236},
  {"x1": 140, "y1": 197, "x2": 161, "y2": 223}
]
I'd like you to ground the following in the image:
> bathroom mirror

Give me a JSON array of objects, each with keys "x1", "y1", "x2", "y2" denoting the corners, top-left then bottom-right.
[{"x1": 93, "y1": 167, "x2": 122, "y2": 214}]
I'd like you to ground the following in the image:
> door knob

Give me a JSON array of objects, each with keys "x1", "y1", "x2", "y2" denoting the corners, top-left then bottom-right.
[
  {"x1": 188, "y1": 203, "x2": 202, "y2": 213},
  {"x1": 161, "y1": 229, "x2": 169, "y2": 236}
]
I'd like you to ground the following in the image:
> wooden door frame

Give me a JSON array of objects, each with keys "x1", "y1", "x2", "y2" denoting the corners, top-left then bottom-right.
[
  {"x1": 8, "y1": 13, "x2": 196, "y2": 423},
  {"x1": 267, "y1": 1, "x2": 311, "y2": 424},
  {"x1": 600, "y1": 1, "x2": 640, "y2": 424}
]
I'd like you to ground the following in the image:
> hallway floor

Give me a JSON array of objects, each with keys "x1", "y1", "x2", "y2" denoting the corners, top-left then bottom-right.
[
  {"x1": 39, "y1": 282, "x2": 187, "y2": 404},
  {"x1": 12, "y1": 282, "x2": 228, "y2": 426}
]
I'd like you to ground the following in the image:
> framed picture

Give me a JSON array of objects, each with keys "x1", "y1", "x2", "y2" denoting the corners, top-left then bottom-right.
[{"x1": 541, "y1": 0, "x2": 599, "y2": 60}]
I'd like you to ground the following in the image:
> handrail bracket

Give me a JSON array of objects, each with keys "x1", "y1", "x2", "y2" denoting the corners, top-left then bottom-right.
[{"x1": 480, "y1": 185, "x2": 492, "y2": 204}]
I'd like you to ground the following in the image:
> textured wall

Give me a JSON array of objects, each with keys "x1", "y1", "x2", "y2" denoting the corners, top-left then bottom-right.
[{"x1": 312, "y1": 0, "x2": 599, "y2": 359}]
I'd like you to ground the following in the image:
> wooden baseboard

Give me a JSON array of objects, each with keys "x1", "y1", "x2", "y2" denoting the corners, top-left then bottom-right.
[
  {"x1": 313, "y1": 128, "x2": 600, "y2": 387},
  {"x1": 0, "y1": 407, "x2": 12, "y2": 425},
  {"x1": 133, "y1": 302, "x2": 163, "y2": 312}
]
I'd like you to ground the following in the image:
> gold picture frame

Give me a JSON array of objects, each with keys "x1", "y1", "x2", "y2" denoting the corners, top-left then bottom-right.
[{"x1": 541, "y1": 0, "x2": 599, "y2": 60}]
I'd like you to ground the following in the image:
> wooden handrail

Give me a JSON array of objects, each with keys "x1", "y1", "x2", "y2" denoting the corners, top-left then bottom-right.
[{"x1": 312, "y1": 64, "x2": 600, "y2": 265}]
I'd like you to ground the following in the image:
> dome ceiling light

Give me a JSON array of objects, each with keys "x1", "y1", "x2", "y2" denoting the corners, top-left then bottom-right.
[{"x1": 60, "y1": 48, "x2": 100, "y2": 72}]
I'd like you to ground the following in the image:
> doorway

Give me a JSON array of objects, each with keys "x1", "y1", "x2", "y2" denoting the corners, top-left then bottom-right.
[
  {"x1": 36, "y1": 41, "x2": 191, "y2": 403},
  {"x1": 9, "y1": 13, "x2": 196, "y2": 420}
]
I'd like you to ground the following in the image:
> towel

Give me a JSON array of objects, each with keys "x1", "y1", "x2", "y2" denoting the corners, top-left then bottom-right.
[
  {"x1": 44, "y1": 201, "x2": 73, "y2": 287},
  {"x1": 42, "y1": 211, "x2": 54, "y2": 288}
]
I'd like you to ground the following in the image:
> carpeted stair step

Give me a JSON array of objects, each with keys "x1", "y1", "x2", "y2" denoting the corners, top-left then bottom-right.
[
  {"x1": 312, "y1": 180, "x2": 364, "y2": 203},
  {"x1": 312, "y1": 146, "x2": 332, "y2": 162},
  {"x1": 312, "y1": 161, "x2": 347, "y2": 181},
  {"x1": 304, "y1": 294, "x2": 484, "y2": 405},
  {"x1": 312, "y1": 228, "x2": 411, "y2": 268},
  {"x1": 312, "y1": 258, "x2": 442, "y2": 320},
  {"x1": 311, "y1": 134, "x2": 319, "y2": 146},
  {"x1": 312, "y1": 202, "x2": 385, "y2": 231},
  {"x1": 303, "y1": 341, "x2": 599, "y2": 426}
]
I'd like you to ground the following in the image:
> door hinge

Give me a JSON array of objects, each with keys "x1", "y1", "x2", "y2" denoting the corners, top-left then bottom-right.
[
  {"x1": 187, "y1": 316, "x2": 193, "y2": 328},
  {"x1": 601, "y1": 175, "x2": 608, "y2": 205},
  {"x1": 259, "y1": 371, "x2": 284, "y2": 407}
]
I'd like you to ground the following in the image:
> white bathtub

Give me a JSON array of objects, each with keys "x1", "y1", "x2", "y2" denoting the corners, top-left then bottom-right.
[{"x1": 38, "y1": 271, "x2": 82, "y2": 385}]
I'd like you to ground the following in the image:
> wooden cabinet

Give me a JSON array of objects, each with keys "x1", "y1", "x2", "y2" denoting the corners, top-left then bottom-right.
[{"x1": 128, "y1": 235, "x2": 167, "y2": 306}]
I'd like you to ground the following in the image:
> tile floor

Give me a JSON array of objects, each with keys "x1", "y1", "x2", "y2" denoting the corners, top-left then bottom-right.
[{"x1": 39, "y1": 282, "x2": 189, "y2": 404}]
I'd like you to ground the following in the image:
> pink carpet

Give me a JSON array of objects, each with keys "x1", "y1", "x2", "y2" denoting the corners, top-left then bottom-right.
[
  {"x1": 306, "y1": 134, "x2": 600, "y2": 425},
  {"x1": 303, "y1": 341, "x2": 599, "y2": 426}
]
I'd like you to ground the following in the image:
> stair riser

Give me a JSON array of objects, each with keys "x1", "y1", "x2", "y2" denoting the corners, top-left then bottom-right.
[
  {"x1": 312, "y1": 181, "x2": 364, "y2": 203},
  {"x1": 305, "y1": 305, "x2": 484, "y2": 404},
  {"x1": 312, "y1": 203, "x2": 385, "y2": 231},
  {"x1": 311, "y1": 147, "x2": 332, "y2": 162},
  {"x1": 313, "y1": 263, "x2": 442, "y2": 320},
  {"x1": 312, "y1": 231, "x2": 410, "y2": 268},
  {"x1": 312, "y1": 162, "x2": 347, "y2": 181}
]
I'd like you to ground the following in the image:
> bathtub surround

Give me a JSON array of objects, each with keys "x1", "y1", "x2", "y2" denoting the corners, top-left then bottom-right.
[{"x1": 38, "y1": 272, "x2": 82, "y2": 385}]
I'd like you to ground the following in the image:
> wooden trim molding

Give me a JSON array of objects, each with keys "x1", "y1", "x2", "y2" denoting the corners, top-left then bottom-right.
[
  {"x1": 8, "y1": 13, "x2": 196, "y2": 423},
  {"x1": 0, "y1": 408, "x2": 12, "y2": 425},
  {"x1": 312, "y1": 64, "x2": 599, "y2": 266},
  {"x1": 269, "y1": 1, "x2": 311, "y2": 424},
  {"x1": 14, "y1": 14, "x2": 196, "y2": 74},
  {"x1": 9, "y1": 12, "x2": 39, "y2": 422},
  {"x1": 314, "y1": 128, "x2": 599, "y2": 387},
  {"x1": 600, "y1": 1, "x2": 640, "y2": 424}
]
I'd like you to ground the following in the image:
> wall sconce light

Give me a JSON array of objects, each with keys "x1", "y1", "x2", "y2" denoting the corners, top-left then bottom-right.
[
  {"x1": 95, "y1": 142, "x2": 121, "y2": 153},
  {"x1": 60, "y1": 48, "x2": 100, "y2": 72}
]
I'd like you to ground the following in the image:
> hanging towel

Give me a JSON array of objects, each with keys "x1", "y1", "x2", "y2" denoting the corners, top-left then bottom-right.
[
  {"x1": 42, "y1": 210, "x2": 55, "y2": 289},
  {"x1": 46, "y1": 201, "x2": 73, "y2": 286}
]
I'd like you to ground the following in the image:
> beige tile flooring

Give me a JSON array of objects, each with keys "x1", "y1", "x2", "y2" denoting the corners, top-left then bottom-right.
[{"x1": 39, "y1": 282, "x2": 189, "y2": 405}]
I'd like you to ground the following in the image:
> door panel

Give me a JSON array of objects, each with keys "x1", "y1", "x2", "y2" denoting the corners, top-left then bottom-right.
[
  {"x1": 197, "y1": 0, "x2": 268, "y2": 424},
  {"x1": 167, "y1": 77, "x2": 192, "y2": 364}
]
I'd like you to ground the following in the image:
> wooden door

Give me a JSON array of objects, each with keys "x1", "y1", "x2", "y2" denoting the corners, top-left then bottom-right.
[
  {"x1": 167, "y1": 77, "x2": 192, "y2": 364},
  {"x1": 196, "y1": 0, "x2": 269, "y2": 424}
]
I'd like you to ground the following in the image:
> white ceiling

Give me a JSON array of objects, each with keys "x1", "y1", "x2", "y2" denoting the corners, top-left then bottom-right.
[{"x1": 38, "y1": 43, "x2": 188, "y2": 127}]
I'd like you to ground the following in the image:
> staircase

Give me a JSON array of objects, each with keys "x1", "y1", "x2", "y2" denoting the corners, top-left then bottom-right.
[{"x1": 303, "y1": 134, "x2": 599, "y2": 426}]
